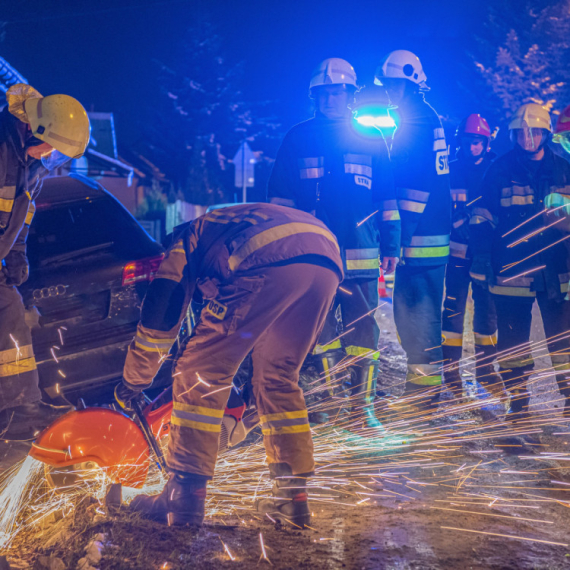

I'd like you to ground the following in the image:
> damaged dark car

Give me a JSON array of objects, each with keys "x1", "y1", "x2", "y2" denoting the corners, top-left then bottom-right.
[{"x1": 20, "y1": 174, "x2": 164, "y2": 405}]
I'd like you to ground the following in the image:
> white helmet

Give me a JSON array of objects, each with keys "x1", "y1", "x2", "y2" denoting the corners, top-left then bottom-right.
[
  {"x1": 309, "y1": 58, "x2": 358, "y2": 93},
  {"x1": 374, "y1": 50, "x2": 428, "y2": 90}
]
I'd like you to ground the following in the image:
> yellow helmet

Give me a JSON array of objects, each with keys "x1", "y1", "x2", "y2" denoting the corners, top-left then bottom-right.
[
  {"x1": 24, "y1": 94, "x2": 90, "y2": 158},
  {"x1": 508, "y1": 103, "x2": 551, "y2": 132}
]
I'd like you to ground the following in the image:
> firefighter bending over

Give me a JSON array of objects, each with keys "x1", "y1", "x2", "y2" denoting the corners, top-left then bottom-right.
[{"x1": 116, "y1": 203, "x2": 343, "y2": 528}]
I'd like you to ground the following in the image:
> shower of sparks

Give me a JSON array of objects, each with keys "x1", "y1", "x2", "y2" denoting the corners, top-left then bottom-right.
[
  {"x1": 356, "y1": 210, "x2": 378, "y2": 227},
  {"x1": 0, "y1": 310, "x2": 570, "y2": 559},
  {"x1": 441, "y1": 526, "x2": 568, "y2": 547}
]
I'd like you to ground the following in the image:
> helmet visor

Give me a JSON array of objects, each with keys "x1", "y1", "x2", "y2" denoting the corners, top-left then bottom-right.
[
  {"x1": 41, "y1": 149, "x2": 72, "y2": 172},
  {"x1": 515, "y1": 125, "x2": 546, "y2": 152}
]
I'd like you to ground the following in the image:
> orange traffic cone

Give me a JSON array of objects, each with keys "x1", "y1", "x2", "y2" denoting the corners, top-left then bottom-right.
[{"x1": 378, "y1": 267, "x2": 388, "y2": 298}]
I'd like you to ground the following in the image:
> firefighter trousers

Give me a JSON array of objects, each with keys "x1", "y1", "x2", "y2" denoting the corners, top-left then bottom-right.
[
  {"x1": 393, "y1": 264, "x2": 445, "y2": 390},
  {"x1": 167, "y1": 263, "x2": 339, "y2": 478},
  {"x1": 442, "y1": 261, "x2": 497, "y2": 385},
  {"x1": 315, "y1": 278, "x2": 379, "y2": 359},
  {"x1": 493, "y1": 292, "x2": 570, "y2": 397},
  {"x1": 0, "y1": 284, "x2": 41, "y2": 412}
]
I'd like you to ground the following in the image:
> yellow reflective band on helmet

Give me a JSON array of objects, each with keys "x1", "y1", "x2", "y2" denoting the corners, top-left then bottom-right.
[
  {"x1": 228, "y1": 222, "x2": 339, "y2": 271},
  {"x1": 0, "y1": 357, "x2": 37, "y2": 377},
  {"x1": 346, "y1": 346, "x2": 379, "y2": 360},
  {"x1": 442, "y1": 331, "x2": 463, "y2": 347},
  {"x1": 313, "y1": 339, "x2": 342, "y2": 354},
  {"x1": 474, "y1": 332, "x2": 497, "y2": 346},
  {"x1": 403, "y1": 246, "x2": 449, "y2": 258},
  {"x1": 489, "y1": 285, "x2": 535, "y2": 297}
]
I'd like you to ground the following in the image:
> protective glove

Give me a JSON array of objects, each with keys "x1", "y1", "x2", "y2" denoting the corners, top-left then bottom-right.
[
  {"x1": 3, "y1": 251, "x2": 29, "y2": 286},
  {"x1": 114, "y1": 380, "x2": 149, "y2": 410},
  {"x1": 544, "y1": 192, "x2": 570, "y2": 233},
  {"x1": 470, "y1": 254, "x2": 495, "y2": 289}
]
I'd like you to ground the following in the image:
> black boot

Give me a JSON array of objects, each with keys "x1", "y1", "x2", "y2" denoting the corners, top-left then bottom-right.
[
  {"x1": 0, "y1": 401, "x2": 68, "y2": 441},
  {"x1": 130, "y1": 472, "x2": 208, "y2": 526},
  {"x1": 505, "y1": 388, "x2": 531, "y2": 421},
  {"x1": 256, "y1": 463, "x2": 311, "y2": 528},
  {"x1": 349, "y1": 359, "x2": 384, "y2": 431},
  {"x1": 443, "y1": 365, "x2": 464, "y2": 399},
  {"x1": 313, "y1": 350, "x2": 349, "y2": 423}
]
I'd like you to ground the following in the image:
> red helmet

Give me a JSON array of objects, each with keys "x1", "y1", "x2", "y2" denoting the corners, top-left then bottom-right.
[
  {"x1": 554, "y1": 105, "x2": 570, "y2": 135},
  {"x1": 456, "y1": 114, "x2": 491, "y2": 138}
]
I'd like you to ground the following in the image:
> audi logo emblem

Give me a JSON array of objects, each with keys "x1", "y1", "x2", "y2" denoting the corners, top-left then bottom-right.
[{"x1": 33, "y1": 285, "x2": 67, "y2": 300}]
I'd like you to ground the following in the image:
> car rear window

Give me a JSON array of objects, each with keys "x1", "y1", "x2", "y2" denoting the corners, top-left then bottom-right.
[{"x1": 27, "y1": 196, "x2": 156, "y2": 267}]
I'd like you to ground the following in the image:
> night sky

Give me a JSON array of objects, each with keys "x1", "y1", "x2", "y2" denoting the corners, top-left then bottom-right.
[{"x1": 2, "y1": 0, "x2": 490, "y2": 150}]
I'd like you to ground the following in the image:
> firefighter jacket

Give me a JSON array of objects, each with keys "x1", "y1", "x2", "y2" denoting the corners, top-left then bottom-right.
[
  {"x1": 470, "y1": 146, "x2": 570, "y2": 299},
  {"x1": 0, "y1": 108, "x2": 42, "y2": 286},
  {"x1": 390, "y1": 94, "x2": 451, "y2": 266},
  {"x1": 123, "y1": 203, "x2": 344, "y2": 387},
  {"x1": 449, "y1": 150, "x2": 495, "y2": 261},
  {"x1": 267, "y1": 114, "x2": 400, "y2": 279}
]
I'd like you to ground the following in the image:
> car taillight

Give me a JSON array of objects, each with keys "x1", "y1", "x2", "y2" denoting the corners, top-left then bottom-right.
[{"x1": 122, "y1": 254, "x2": 164, "y2": 286}]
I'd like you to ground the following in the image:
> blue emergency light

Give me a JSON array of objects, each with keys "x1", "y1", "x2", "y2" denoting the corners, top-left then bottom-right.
[{"x1": 352, "y1": 105, "x2": 398, "y2": 138}]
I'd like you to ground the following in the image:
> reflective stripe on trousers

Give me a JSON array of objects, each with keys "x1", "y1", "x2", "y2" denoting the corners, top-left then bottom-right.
[
  {"x1": 0, "y1": 285, "x2": 41, "y2": 412},
  {"x1": 167, "y1": 263, "x2": 339, "y2": 478}
]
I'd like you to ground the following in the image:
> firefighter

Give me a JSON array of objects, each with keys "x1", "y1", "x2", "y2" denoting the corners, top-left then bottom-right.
[
  {"x1": 267, "y1": 58, "x2": 400, "y2": 431},
  {"x1": 115, "y1": 203, "x2": 343, "y2": 528},
  {"x1": 374, "y1": 50, "x2": 451, "y2": 409},
  {"x1": 554, "y1": 104, "x2": 570, "y2": 156},
  {"x1": 0, "y1": 84, "x2": 90, "y2": 439},
  {"x1": 470, "y1": 103, "x2": 570, "y2": 420},
  {"x1": 442, "y1": 115, "x2": 499, "y2": 398}
]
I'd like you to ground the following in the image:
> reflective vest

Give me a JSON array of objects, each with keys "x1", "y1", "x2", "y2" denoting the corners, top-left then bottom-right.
[
  {"x1": 389, "y1": 94, "x2": 451, "y2": 266},
  {"x1": 470, "y1": 147, "x2": 570, "y2": 299},
  {"x1": 267, "y1": 115, "x2": 400, "y2": 278}
]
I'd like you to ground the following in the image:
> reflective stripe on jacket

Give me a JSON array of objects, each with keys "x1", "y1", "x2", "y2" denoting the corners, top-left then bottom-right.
[
  {"x1": 267, "y1": 115, "x2": 400, "y2": 278},
  {"x1": 470, "y1": 147, "x2": 570, "y2": 298},
  {"x1": 389, "y1": 94, "x2": 451, "y2": 267},
  {"x1": 448, "y1": 151, "x2": 495, "y2": 261}
]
